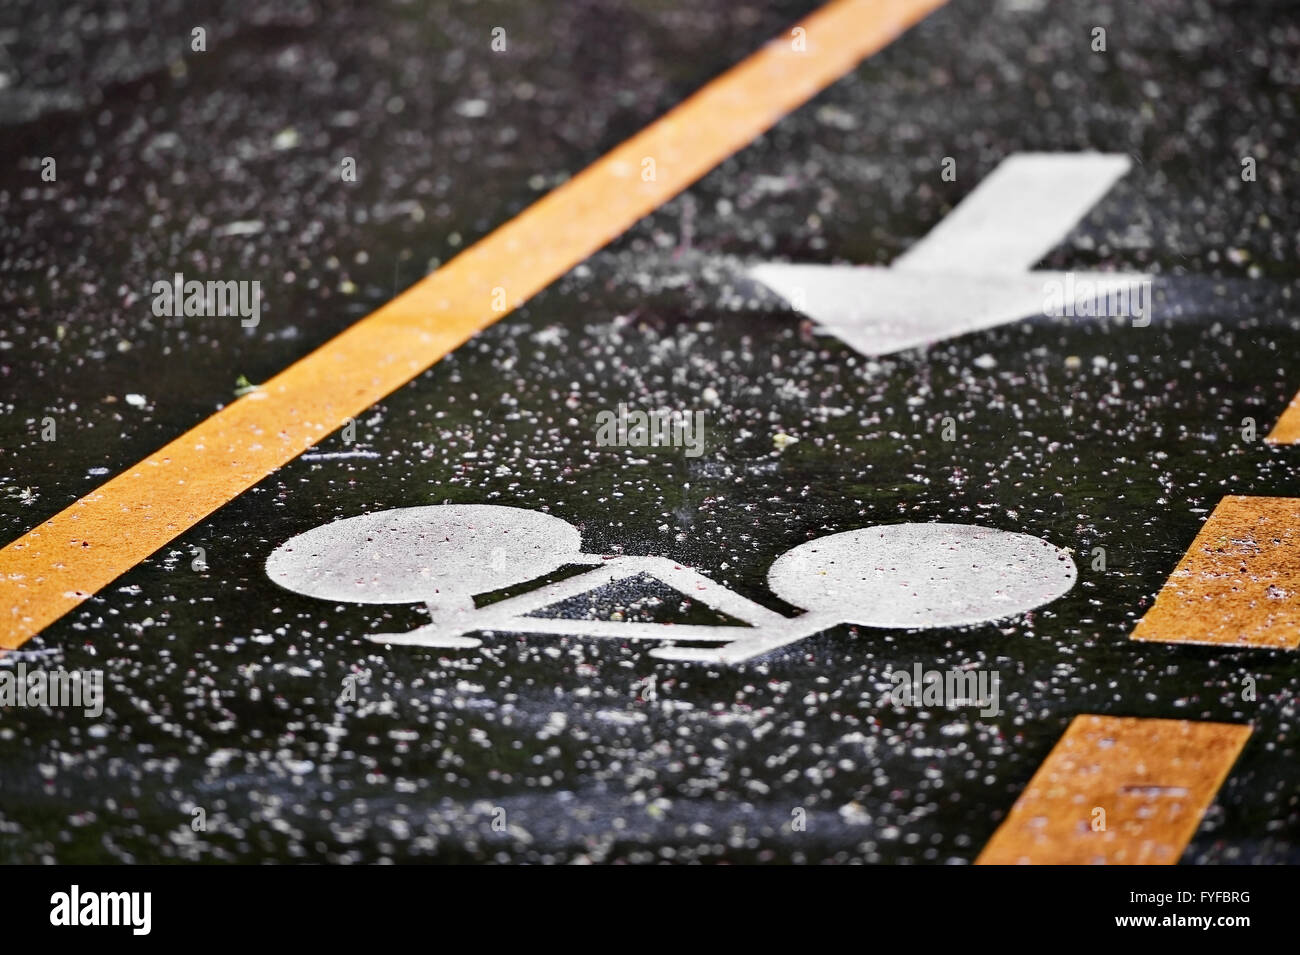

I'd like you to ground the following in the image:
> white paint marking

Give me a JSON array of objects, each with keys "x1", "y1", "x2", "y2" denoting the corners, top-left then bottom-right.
[
  {"x1": 300, "y1": 450, "x2": 381, "y2": 461},
  {"x1": 267, "y1": 506, "x2": 1078, "y2": 664},
  {"x1": 749, "y1": 152, "x2": 1150, "y2": 356},
  {"x1": 265, "y1": 504, "x2": 583, "y2": 606},
  {"x1": 766, "y1": 523, "x2": 1077, "y2": 629},
  {"x1": 894, "y1": 153, "x2": 1132, "y2": 274}
]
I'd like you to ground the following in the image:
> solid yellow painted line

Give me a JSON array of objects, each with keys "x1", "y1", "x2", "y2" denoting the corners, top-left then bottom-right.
[
  {"x1": 976, "y1": 715, "x2": 1250, "y2": 865},
  {"x1": 0, "y1": 0, "x2": 949, "y2": 649},
  {"x1": 1266, "y1": 389, "x2": 1300, "y2": 444},
  {"x1": 1131, "y1": 495, "x2": 1300, "y2": 649}
]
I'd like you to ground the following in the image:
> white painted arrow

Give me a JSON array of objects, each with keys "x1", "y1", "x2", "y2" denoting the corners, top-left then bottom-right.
[{"x1": 750, "y1": 153, "x2": 1151, "y2": 357}]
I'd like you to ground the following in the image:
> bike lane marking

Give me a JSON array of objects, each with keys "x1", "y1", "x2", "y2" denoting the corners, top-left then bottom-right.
[{"x1": 0, "y1": 0, "x2": 948, "y2": 650}]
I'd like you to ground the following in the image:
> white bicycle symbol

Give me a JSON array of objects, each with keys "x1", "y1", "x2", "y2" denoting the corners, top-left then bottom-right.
[{"x1": 266, "y1": 505, "x2": 1077, "y2": 664}]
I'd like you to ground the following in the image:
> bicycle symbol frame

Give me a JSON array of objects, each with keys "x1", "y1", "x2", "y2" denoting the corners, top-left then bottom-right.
[{"x1": 267, "y1": 504, "x2": 1078, "y2": 664}]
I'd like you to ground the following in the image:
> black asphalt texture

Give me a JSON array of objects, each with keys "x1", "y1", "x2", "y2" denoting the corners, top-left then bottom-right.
[{"x1": 2, "y1": 0, "x2": 1299, "y2": 863}]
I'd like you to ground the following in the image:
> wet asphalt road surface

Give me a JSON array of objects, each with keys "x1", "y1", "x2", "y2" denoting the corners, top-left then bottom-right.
[{"x1": 1, "y1": 0, "x2": 1299, "y2": 863}]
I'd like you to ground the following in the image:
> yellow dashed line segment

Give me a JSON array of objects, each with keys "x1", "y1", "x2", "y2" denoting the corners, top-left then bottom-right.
[
  {"x1": 1266, "y1": 389, "x2": 1300, "y2": 444},
  {"x1": 1131, "y1": 495, "x2": 1300, "y2": 649},
  {"x1": 976, "y1": 715, "x2": 1250, "y2": 865}
]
